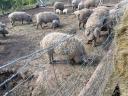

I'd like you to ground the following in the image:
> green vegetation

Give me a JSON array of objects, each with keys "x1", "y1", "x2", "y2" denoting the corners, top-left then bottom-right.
[
  {"x1": 0, "y1": 0, "x2": 37, "y2": 15},
  {"x1": 0, "y1": 0, "x2": 61, "y2": 15}
]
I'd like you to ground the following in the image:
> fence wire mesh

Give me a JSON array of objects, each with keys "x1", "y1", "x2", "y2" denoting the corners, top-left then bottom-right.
[{"x1": 0, "y1": 28, "x2": 113, "y2": 96}]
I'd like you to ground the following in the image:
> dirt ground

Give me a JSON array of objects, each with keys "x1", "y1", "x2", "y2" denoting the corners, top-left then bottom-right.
[{"x1": 0, "y1": 6, "x2": 111, "y2": 96}]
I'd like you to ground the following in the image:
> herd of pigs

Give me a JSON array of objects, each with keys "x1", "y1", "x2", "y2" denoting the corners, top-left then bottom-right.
[{"x1": 0, "y1": 0, "x2": 127, "y2": 64}]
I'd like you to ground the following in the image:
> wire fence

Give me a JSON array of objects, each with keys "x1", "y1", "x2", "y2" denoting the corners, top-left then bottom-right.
[
  {"x1": 54, "y1": 32, "x2": 113, "y2": 96},
  {"x1": 0, "y1": 28, "x2": 113, "y2": 96},
  {"x1": 78, "y1": 46, "x2": 114, "y2": 96}
]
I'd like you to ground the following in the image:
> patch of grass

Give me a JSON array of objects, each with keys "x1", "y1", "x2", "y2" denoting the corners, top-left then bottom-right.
[{"x1": 0, "y1": 4, "x2": 36, "y2": 15}]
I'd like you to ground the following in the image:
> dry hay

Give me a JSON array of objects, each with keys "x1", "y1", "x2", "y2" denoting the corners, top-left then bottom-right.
[
  {"x1": 115, "y1": 9, "x2": 128, "y2": 77},
  {"x1": 103, "y1": 9, "x2": 128, "y2": 96}
]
